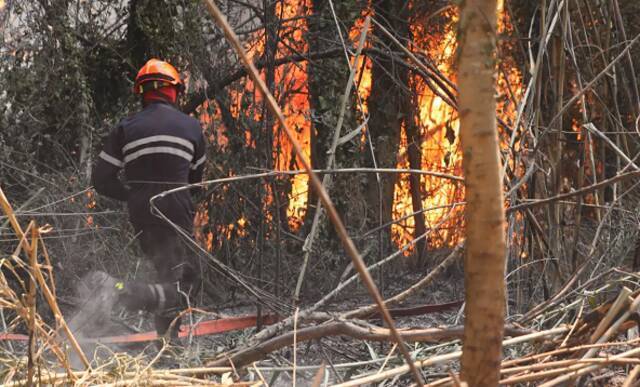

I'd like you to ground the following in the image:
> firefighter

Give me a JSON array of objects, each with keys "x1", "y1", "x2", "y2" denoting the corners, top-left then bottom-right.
[{"x1": 91, "y1": 59, "x2": 206, "y2": 337}]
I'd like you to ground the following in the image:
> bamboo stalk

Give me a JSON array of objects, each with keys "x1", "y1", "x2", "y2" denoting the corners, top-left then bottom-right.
[
  {"x1": 200, "y1": 1, "x2": 424, "y2": 385},
  {"x1": 502, "y1": 357, "x2": 640, "y2": 375},
  {"x1": 26, "y1": 221, "x2": 38, "y2": 387},
  {"x1": 0, "y1": 186, "x2": 90, "y2": 370},
  {"x1": 0, "y1": 186, "x2": 31, "y2": 253},
  {"x1": 3, "y1": 367, "x2": 237, "y2": 387}
]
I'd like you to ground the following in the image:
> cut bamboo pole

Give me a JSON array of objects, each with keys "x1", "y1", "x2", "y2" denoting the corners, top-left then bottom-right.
[{"x1": 200, "y1": 1, "x2": 424, "y2": 385}]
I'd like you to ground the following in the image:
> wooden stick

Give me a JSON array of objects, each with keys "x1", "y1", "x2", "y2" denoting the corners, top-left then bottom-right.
[
  {"x1": 200, "y1": 1, "x2": 424, "y2": 385},
  {"x1": 310, "y1": 362, "x2": 326, "y2": 387},
  {"x1": 502, "y1": 357, "x2": 640, "y2": 375},
  {"x1": 344, "y1": 244, "x2": 463, "y2": 318},
  {"x1": 3, "y1": 367, "x2": 237, "y2": 387},
  {"x1": 293, "y1": 307, "x2": 299, "y2": 387},
  {"x1": 507, "y1": 170, "x2": 640, "y2": 214},
  {"x1": 208, "y1": 321, "x2": 529, "y2": 368}
]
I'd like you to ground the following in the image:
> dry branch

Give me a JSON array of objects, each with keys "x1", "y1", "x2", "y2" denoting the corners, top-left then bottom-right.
[{"x1": 207, "y1": 320, "x2": 531, "y2": 368}]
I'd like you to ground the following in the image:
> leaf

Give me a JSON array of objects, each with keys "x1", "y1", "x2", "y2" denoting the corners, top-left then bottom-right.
[{"x1": 365, "y1": 342, "x2": 378, "y2": 360}]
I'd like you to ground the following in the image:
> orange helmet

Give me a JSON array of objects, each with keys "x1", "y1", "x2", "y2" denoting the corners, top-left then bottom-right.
[{"x1": 133, "y1": 59, "x2": 184, "y2": 94}]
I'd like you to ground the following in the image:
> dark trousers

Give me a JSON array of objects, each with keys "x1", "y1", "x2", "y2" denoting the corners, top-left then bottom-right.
[{"x1": 137, "y1": 225, "x2": 198, "y2": 336}]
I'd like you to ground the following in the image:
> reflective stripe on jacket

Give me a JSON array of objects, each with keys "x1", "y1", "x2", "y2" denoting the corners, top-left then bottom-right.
[{"x1": 92, "y1": 101, "x2": 206, "y2": 232}]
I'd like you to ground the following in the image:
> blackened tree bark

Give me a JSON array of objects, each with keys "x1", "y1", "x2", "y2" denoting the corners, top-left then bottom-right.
[
  {"x1": 306, "y1": 0, "x2": 364, "y2": 233},
  {"x1": 405, "y1": 91, "x2": 427, "y2": 263},
  {"x1": 366, "y1": 0, "x2": 410, "y2": 253}
]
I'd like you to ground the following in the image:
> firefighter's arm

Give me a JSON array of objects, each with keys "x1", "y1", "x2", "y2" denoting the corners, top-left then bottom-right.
[
  {"x1": 188, "y1": 130, "x2": 207, "y2": 195},
  {"x1": 91, "y1": 126, "x2": 129, "y2": 201}
]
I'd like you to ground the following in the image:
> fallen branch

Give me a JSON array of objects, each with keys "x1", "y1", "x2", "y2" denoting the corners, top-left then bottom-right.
[{"x1": 207, "y1": 321, "x2": 531, "y2": 368}]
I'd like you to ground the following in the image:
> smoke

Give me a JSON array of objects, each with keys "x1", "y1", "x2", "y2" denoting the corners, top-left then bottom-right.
[{"x1": 67, "y1": 270, "x2": 123, "y2": 369}]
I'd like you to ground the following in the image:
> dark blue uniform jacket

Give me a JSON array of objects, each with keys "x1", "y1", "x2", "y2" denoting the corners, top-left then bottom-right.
[{"x1": 92, "y1": 101, "x2": 206, "y2": 232}]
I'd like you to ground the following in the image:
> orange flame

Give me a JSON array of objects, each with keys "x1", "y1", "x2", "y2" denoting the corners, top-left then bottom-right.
[{"x1": 197, "y1": 1, "x2": 524, "y2": 254}]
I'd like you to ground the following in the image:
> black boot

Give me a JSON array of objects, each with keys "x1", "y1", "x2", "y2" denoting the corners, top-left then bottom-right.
[{"x1": 155, "y1": 313, "x2": 181, "y2": 339}]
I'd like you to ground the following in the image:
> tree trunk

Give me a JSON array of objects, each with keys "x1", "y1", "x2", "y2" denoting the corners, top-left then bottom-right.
[
  {"x1": 366, "y1": 0, "x2": 410, "y2": 254},
  {"x1": 405, "y1": 93, "x2": 427, "y2": 263},
  {"x1": 306, "y1": 0, "x2": 362, "y2": 233},
  {"x1": 457, "y1": 0, "x2": 506, "y2": 385}
]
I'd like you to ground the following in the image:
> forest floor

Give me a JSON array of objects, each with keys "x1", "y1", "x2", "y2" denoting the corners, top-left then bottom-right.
[{"x1": 3, "y1": 239, "x2": 640, "y2": 386}]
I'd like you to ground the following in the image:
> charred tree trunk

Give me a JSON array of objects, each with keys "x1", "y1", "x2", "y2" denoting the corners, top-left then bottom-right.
[
  {"x1": 457, "y1": 0, "x2": 506, "y2": 385},
  {"x1": 366, "y1": 0, "x2": 410, "y2": 254},
  {"x1": 546, "y1": 3, "x2": 568, "y2": 289},
  {"x1": 306, "y1": 0, "x2": 362, "y2": 229},
  {"x1": 404, "y1": 92, "x2": 427, "y2": 264}
]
